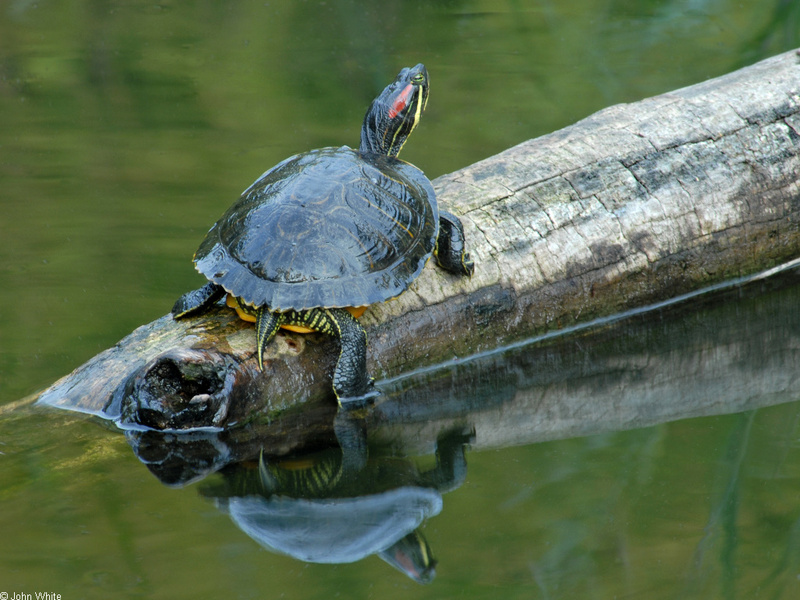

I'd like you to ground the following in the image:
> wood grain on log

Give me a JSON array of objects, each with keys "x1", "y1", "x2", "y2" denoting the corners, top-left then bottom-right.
[{"x1": 35, "y1": 49, "x2": 800, "y2": 434}]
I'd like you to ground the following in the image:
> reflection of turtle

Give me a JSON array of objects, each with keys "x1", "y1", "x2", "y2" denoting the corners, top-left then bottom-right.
[
  {"x1": 201, "y1": 428, "x2": 473, "y2": 583},
  {"x1": 172, "y1": 64, "x2": 474, "y2": 403}
]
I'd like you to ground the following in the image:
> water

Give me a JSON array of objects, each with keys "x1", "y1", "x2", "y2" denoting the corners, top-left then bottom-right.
[{"x1": 2, "y1": 0, "x2": 800, "y2": 597}]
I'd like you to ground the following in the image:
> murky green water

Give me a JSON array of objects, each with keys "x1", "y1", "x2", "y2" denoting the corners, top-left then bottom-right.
[{"x1": 2, "y1": 0, "x2": 800, "y2": 597}]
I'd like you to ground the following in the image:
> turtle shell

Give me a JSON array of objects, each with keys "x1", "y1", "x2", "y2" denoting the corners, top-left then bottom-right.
[{"x1": 194, "y1": 146, "x2": 438, "y2": 311}]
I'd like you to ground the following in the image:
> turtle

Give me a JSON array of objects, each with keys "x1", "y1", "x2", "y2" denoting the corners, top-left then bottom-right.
[
  {"x1": 199, "y1": 426, "x2": 474, "y2": 583},
  {"x1": 171, "y1": 63, "x2": 474, "y2": 403}
]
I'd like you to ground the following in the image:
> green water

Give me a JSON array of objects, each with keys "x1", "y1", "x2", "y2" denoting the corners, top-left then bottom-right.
[{"x1": 2, "y1": 0, "x2": 800, "y2": 597}]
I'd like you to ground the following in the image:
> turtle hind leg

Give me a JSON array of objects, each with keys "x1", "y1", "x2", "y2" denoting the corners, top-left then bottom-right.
[
  {"x1": 256, "y1": 308, "x2": 284, "y2": 370},
  {"x1": 274, "y1": 308, "x2": 376, "y2": 402},
  {"x1": 172, "y1": 282, "x2": 225, "y2": 318},
  {"x1": 304, "y1": 308, "x2": 373, "y2": 403},
  {"x1": 435, "y1": 210, "x2": 474, "y2": 277}
]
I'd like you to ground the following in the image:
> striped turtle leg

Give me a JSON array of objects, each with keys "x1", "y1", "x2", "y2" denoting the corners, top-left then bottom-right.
[
  {"x1": 435, "y1": 211, "x2": 475, "y2": 277},
  {"x1": 255, "y1": 308, "x2": 284, "y2": 370},
  {"x1": 294, "y1": 308, "x2": 371, "y2": 402},
  {"x1": 326, "y1": 308, "x2": 371, "y2": 402}
]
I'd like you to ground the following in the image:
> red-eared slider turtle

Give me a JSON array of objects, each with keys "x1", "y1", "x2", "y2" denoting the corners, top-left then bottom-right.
[
  {"x1": 198, "y1": 427, "x2": 473, "y2": 583},
  {"x1": 172, "y1": 64, "x2": 474, "y2": 403}
]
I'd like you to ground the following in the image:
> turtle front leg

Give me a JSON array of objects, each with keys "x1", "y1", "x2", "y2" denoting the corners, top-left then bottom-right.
[
  {"x1": 435, "y1": 210, "x2": 475, "y2": 277},
  {"x1": 255, "y1": 308, "x2": 284, "y2": 370},
  {"x1": 172, "y1": 282, "x2": 225, "y2": 318}
]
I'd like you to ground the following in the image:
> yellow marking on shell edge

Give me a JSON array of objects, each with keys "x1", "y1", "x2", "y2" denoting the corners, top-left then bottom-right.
[
  {"x1": 226, "y1": 294, "x2": 366, "y2": 333},
  {"x1": 281, "y1": 323, "x2": 316, "y2": 334}
]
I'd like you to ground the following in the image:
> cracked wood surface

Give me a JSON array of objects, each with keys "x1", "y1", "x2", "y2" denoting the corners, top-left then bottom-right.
[
  {"x1": 367, "y1": 48, "x2": 800, "y2": 372},
  {"x1": 36, "y1": 49, "x2": 800, "y2": 425}
]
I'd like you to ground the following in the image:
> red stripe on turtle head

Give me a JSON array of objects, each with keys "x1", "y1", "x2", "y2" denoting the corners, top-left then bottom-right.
[{"x1": 388, "y1": 84, "x2": 414, "y2": 119}]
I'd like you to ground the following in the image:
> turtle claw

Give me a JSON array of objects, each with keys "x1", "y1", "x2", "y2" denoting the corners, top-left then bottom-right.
[{"x1": 255, "y1": 308, "x2": 283, "y2": 371}]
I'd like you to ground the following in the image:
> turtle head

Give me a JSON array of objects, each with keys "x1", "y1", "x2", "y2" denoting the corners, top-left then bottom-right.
[{"x1": 360, "y1": 64, "x2": 429, "y2": 158}]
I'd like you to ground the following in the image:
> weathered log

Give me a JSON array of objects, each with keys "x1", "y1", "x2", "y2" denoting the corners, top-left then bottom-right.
[
  {"x1": 36, "y1": 49, "x2": 800, "y2": 433},
  {"x1": 371, "y1": 263, "x2": 800, "y2": 455},
  {"x1": 42, "y1": 260, "x2": 800, "y2": 478}
]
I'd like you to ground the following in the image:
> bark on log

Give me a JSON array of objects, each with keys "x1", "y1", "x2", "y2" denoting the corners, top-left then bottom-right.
[
  {"x1": 370, "y1": 264, "x2": 800, "y2": 455},
  {"x1": 36, "y1": 49, "x2": 800, "y2": 435}
]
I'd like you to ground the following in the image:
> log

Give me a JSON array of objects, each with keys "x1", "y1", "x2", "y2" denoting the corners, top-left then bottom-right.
[
  {"x1": 371, "y1": 263, "x2": 800, "y2": 455},
  {"x1": 46, "y1": 260, "x2": 800, "y2": 482},
  {"x1": 35, "y1": 49, "x2": 800, "y2": 437}
]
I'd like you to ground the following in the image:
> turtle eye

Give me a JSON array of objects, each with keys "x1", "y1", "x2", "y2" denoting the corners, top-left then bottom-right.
[{"x1": 412, "y1": 72, "x2": 425, "y2": 84}]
